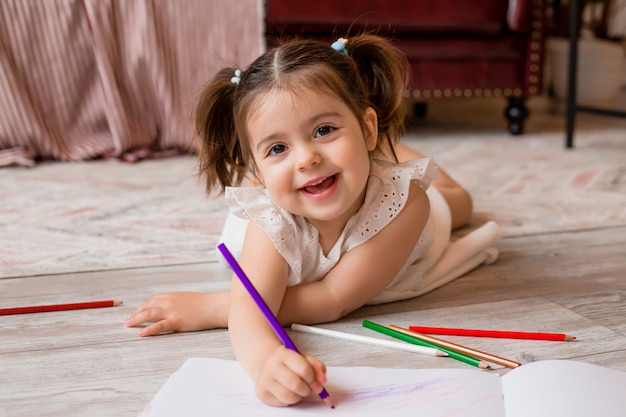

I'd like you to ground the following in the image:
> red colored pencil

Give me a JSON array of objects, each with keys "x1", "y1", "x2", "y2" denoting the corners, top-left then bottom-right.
[
  {"x1": 0, "y1": 300, "x2": 123, "y2": 315},
  {"x1": 408, "y1": 326, "x2": 576, "y2": 341}
]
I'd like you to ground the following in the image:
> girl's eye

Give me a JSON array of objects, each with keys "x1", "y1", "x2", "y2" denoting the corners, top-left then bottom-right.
[
  {"x1": 268, "y1": 144, "x2": 288, "y2": 156},
  {"x1": 315, "y1": 125, "x2": 334, "y2": 138}
]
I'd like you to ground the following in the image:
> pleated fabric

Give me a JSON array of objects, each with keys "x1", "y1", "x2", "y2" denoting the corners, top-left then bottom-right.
[{"x1": 0, "y1": 0, "x2": 264, "y2": 166}]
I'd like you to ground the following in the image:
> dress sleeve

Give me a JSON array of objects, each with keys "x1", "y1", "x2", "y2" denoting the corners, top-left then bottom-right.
[
  {"x1": 224, "y1": 186, "x2": 310, "y2": 279},
  {"x1": 345, "y1": 158, "x2": 437, "y2": 248}
]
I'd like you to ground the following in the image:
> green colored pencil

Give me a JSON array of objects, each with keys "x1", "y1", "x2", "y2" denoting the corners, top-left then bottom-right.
[{"x1": 362, "y1": 320, "x2": 490, "y2": 369}]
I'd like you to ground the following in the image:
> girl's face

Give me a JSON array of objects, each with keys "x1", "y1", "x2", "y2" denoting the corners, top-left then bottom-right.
[{"x1": 247, "y1": 88, "x2": 378, "y2": 231}]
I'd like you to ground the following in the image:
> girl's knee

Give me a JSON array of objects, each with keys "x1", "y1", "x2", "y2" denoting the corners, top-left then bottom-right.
[{"x1": 448, "y1": 188, "x2": 473, "y2": 230}]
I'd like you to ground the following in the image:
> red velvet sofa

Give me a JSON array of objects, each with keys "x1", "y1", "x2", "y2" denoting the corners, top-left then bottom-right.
[{"x1": 265, "y1": 0, "x2": 547, "y2": 135}]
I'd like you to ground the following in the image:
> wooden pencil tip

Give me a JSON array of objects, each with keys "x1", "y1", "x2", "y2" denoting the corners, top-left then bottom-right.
[
  {"x1": 322, "y1": 396, "x2": 335, "y2": 408},
  {"x1": 436, "y1": 350, "x2": 449, "y2": 357},
  {"x1": 565, "y1": 335, "x2": 576, "y2": 341},
  {"x1": 479, "y1": 361, "x2": 491, "y2": 369},
  {"x1": 114, "y1": 301, "x2": 123, "y2": 306}
]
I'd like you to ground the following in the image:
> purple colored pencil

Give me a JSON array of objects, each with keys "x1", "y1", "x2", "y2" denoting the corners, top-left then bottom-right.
[{"x1": 217, "y1": 243, "x2": 334, "y2": 408}]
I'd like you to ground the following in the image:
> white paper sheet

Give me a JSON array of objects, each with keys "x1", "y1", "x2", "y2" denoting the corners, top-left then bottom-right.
[
  {"x1": 139, "y1": 358, "x2": 505, "y2": 417},
  {"x1": 502, "y1": 360, "x2": 626, "y2": 417}
]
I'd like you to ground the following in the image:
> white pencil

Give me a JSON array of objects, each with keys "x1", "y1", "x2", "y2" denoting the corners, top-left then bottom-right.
[{"x1": 291, "y1": 323, "x2": 448, "y2": 357}]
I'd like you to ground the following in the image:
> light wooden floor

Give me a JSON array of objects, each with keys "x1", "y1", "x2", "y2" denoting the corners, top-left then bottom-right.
[{"x1": 2, "y1": 100, "x2": 626, "y2": 416}]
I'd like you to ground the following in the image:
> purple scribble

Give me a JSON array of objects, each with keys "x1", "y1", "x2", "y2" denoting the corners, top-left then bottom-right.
[{"x1": 330, "y1": 377, "x2": 447, "y2": 405}]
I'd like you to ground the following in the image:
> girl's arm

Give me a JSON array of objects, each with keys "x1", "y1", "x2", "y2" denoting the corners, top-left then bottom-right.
[
  {"x1": 228, "y1": 221, "x2": 328, "y2": 407},
  {"x1": 278, "y1": 181, "x2": 430, "y2": 324}
]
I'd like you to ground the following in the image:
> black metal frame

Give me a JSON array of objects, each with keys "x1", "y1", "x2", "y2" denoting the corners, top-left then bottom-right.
[{"x1": 565, "y1": 0, "x2": 626, "y2": 148}]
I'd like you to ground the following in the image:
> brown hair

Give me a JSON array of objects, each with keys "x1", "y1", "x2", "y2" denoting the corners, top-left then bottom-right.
[{"x1": 194, "y1": 33, "x2": 409, "y2": 194}]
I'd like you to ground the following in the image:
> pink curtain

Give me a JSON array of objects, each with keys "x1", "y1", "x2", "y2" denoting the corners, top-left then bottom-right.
[{"x1": 0, "y1": 0, "x2": 263, "y2": 166}]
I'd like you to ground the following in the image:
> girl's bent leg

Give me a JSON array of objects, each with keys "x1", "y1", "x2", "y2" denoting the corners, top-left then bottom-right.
[{"x1": 394, "y1": 143, "x2": 473, "y2": 230}]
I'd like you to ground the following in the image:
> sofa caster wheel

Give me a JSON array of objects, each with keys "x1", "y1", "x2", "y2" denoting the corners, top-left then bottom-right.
[
  {"x1": 508, "y1": 120, "x2": 524, "y2": 135},
  {"x1": 504, "y1": 96, "x2": 528, "y2": 136}
]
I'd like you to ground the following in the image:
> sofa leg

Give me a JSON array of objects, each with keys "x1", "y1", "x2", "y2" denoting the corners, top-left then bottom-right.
[
  {"x1": 405, "y1": 101, "x2": 429, "y2": 129},
  {"x1": 412, "y1": 101, "x2": 428, "y2": 118},
  {"x1": 504, "y1": 96, "x2": 529, "y2": 135}
]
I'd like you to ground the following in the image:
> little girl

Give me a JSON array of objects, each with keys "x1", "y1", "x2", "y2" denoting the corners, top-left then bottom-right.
[{"x1": 125, "y1": 34, "x2": 501, "y2": 407}]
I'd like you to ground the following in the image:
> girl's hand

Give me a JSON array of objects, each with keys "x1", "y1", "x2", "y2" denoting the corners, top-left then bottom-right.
[
  {"x1": 254, "y1": 347, "x2": 328, "y2": 407},
  {"x1": 125, "y1": 292, "x2": 222, "y2": 336}
]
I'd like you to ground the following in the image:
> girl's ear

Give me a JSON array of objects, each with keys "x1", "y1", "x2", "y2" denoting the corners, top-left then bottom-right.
[{"x1": 363, "y1": 107, "x2": 378, "y2": 151}]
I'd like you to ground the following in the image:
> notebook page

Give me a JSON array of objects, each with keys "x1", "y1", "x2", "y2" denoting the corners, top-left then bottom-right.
[{"x1": 502, "y1": 360, "x2": 626, "y2": 417}]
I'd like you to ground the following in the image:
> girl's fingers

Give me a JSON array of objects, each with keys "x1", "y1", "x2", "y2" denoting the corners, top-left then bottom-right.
[
  {"x1": 125, "y1": 306, "x2": 163, "y2": 327},
  {"x1": 262, "y1": 373, "x2": 308, "y2": 406},
  {"x1": 137, "y1": 319, "x2": 173, "y2": 337},
  {"x1": 255, "y1": 349, "x2": 317, "y2": 406},
  {"x1": 256, "y1": 387, "x2": 294, "y2": 407},
  {"x1": 281, "y1": 352, "x2": 321, "y2": 397},
  {"x1": 125, "y1": 301, "x2": 153, "y2": 326},
  {"x1": 302, "y1": 353, "x2": 328, "y2": 387}
]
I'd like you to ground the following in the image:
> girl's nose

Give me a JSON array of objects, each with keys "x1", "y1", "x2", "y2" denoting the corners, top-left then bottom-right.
[{"x1": 296, "y1": 145, "x2": 321, "y2": 171}]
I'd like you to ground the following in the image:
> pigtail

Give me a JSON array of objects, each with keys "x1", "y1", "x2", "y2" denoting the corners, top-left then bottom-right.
[
  {"x1": 346, "y1": 34, "x2": 410, "y2": 159},
  {"x1": 194, "y1": 68, "x2": 248, "y2": 194}
]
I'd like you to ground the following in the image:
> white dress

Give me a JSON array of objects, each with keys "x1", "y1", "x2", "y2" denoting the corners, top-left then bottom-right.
[{"x1": 218, "y1": 158, "x2": 501, "y2": 304}]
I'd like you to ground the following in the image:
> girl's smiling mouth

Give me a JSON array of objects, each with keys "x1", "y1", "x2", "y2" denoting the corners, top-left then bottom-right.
[{"x1": 300, "y1": 175, "x2": 338, "y2": 195}]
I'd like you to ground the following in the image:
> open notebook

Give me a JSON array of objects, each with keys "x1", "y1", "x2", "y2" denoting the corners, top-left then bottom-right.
[{"x1": 139, "y1": 358, "x2": 626, "y2": 417}]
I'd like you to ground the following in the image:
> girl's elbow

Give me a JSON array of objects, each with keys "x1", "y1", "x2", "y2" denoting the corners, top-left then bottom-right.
[
  {"x1": 333, "y1": 300, "x2": 363, "y2": 321},
  {"x1": 316, "y1": 297, "x2": 357, "y2": 323}
]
